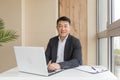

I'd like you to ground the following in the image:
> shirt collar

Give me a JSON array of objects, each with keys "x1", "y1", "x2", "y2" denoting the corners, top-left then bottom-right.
[{"x1": 58, "y1": 35, "x2": 68, "y2": 42}]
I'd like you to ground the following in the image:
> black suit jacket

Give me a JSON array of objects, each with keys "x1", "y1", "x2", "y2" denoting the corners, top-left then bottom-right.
[{"x1": 45, "y1": 34, "x2": 82, "y2": 69}]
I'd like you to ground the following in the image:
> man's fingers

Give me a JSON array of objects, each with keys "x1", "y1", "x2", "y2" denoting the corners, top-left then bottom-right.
[
  {"x1": 48, "y1": 63, "x2": 57, "y2": 71},
  {"x1": 48, "y1": 60, "x2": 52, "y2": 66}
]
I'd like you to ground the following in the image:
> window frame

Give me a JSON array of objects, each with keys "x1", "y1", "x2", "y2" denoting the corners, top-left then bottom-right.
[{"x1": 97, "y1": 0, "x2": 120, "y2": 72}]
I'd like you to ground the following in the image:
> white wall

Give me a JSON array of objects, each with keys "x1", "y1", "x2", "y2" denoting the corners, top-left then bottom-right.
[
  {"x1": 0, "y1": 0, "x2": 22, "y2": 72},
  {"x1": 87, "y1": 0, "x2": 97, "y2": 65},
  {"x1": 23, "y1": 0, "x2": 58, "y2": 48},
  {"x1": 0, "y1": 0, "x2": 58, "y2": 72}
]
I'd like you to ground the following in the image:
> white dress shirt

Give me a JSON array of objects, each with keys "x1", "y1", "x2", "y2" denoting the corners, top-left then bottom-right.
[{"x1": 56, "y1": 35, "x2": 68, "y2": 63}]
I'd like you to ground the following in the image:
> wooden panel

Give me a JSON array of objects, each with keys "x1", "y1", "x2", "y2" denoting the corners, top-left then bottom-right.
[
  {"x1": 59, "y1": 0, "x2": 87, "y2": 64},
  {"x1": 97, "y1": 30, "x2": 108, "y2": 38},
  {"x1": 97, "y1": 19, "x2": 120, "y2": 38},
  {"x1": 59, "y1": 0, "x2": 70, "y2": 17},
  {"x1": 108, "y1": 19, "x2": 120, "y2": 36}
]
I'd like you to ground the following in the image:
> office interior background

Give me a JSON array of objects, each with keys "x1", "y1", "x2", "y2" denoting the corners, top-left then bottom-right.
[{"x1": 0, "y1": 0, "x2": 120, "y2": 79}]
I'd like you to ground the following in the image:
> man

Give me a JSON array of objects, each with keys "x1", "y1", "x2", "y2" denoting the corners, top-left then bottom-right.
[{"x1": 45, "y1": 16, "x2": 82, "y2": 71}]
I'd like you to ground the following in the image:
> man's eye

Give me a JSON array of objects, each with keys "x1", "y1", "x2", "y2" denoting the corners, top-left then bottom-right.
[
  {"x1": 58, "y1": 26, "x2": 63, "y2": 28},
  {"x1": 64, "y1": 26, "x2": 67, "y2": 28},
  {"x1": 58, "y1": 25, "x2": 69, "y2": 28}
]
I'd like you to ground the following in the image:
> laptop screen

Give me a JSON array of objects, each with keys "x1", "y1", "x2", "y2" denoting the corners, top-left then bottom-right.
[{"x1": 14, "y1": 46, "x2": 49, "y2": 76}]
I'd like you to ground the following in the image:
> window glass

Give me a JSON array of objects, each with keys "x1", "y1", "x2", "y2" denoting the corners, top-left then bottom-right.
[
  {"x1": 98, "y1": 38, "x2": 108, "y2": 68},
  {"x1": 111, "y1": 0, "x2": 120, "y2": 79},
  {"x1": 112, "y1": 0, "x2": 120, "y2": 22},
  {"x1": 113, "y1": 37, "x2": 120, "y2": 79},
  {"x1": 98, "y1": 0, "x2": 108, "y2": 32}
]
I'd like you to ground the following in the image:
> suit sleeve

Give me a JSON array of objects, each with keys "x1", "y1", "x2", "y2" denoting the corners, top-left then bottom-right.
[
  {"x1": 59, "y1": 39, "x2": 82, "y2": 69},
  {"x1": 45, "y1": 39, "x2": 51, "y2": 64}
]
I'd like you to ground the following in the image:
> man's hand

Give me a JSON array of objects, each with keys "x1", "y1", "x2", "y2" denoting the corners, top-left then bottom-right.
[{"x1": 48, "y1": 61, "x2": 61, "y2": 71}]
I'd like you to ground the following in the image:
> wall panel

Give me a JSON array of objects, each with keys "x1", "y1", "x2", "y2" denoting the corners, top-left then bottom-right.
[{"x1": 59, "y1": 0, "x2": 87, "y2": 64}]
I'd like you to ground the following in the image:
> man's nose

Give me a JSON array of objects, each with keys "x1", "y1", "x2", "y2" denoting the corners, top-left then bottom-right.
[{"x1": 61, "y1": 26, "x2": 65, "y2": 30}]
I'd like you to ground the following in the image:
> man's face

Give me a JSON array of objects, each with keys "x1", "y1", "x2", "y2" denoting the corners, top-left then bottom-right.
[{"x1": 57, "y1": 21, "x2": 71, "y2": 38}]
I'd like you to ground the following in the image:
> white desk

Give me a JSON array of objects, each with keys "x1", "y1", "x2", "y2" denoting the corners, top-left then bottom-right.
[{"x1": 0, "y1": 67, "x2": 118, "y2": 80}]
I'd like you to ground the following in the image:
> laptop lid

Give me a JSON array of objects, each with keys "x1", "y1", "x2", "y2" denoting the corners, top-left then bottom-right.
[{"x1": 14, "y1": 46, "x2": 49, "y2": 76}]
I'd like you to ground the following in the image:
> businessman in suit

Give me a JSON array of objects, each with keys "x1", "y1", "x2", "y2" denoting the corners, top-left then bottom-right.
[{"x1": 45, "y1": 16, "x2": 82, "y2": 71}]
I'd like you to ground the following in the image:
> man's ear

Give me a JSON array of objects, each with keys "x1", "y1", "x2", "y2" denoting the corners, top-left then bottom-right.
[
  {"x1": 56, "y1": 26, "x2": 59, "y2": 30},
  {"x1": 56, "y1": 26, "x2": 58, "y2": 29}
]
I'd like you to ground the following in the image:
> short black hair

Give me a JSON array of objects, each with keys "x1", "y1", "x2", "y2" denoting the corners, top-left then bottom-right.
[{"x1": 57, "y1": 16, "x2": 71, "y2": 25}]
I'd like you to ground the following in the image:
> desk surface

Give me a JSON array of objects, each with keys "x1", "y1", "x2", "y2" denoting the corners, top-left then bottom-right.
[{"x1": 0, "y1": 67, "x2": 118, "y2": 80}]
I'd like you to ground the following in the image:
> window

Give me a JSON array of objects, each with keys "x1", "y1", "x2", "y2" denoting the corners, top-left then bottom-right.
[
  {"x1": 112, "y1": 0, "x2": 120, "y2": 22},
  {"x1": 98, "y1": 0, "x2": 108, "y2": 32},
  {"x1": 97, "y1": 0, "x2": 120, "y2": 79},
  {"x1": 113, "y1": 37, "x2": 120, "y2": 78},
  {"x1": 97, "y1": 0, "x2": 109, "y2": 68},
  {"x1": 111, "y1": 0, "x2": 120, "y2": 78},
  {"x1": 98, "y1": 38, "x2": 108, "y2": 68}
]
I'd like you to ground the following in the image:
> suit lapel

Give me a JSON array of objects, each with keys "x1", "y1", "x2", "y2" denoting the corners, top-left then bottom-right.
[
  {"x1": 64, "y1": 35, "x2": 71, "y2": 60},
  {"x1": 53, "y1": 37, "x2": 58, "y2": 62}
]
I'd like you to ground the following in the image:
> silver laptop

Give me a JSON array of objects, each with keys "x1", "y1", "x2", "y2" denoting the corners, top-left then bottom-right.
[{"x1": 14, "y1": 46, "x2": 62, "y2": 76}]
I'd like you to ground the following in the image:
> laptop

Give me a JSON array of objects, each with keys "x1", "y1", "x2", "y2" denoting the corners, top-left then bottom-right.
[{"x1": 14, "y1": 46, "x2": 63, "y2": 76}]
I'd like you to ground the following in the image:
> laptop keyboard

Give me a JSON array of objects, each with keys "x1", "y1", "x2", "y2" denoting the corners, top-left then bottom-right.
[
  {"x1": 48, "y1": 69, "x2": 63, "y2": 76},
  {"x1": 48, "y1": 69, "x2": 61, "y2": 73}
]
